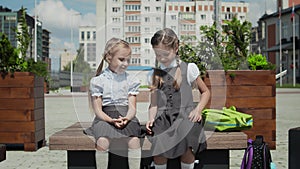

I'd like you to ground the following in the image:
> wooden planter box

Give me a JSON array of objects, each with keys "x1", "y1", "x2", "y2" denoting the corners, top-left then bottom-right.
[
  {"x1": 0, "y1": 72, "x2": 46, "y2": 151},
  {"x1": 203, "y1": 70, "x2": 276, "y2": 149},
  {"x1": 0, "y1": 144, "x2": 5, "y2": 162}
]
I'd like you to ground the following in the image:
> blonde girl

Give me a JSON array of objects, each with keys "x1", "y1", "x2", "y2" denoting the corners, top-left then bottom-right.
[{"x1": 84, "y1": 38, "x2": 141, "y2": 169}]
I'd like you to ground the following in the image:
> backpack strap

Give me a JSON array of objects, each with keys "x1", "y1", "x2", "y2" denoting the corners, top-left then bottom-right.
[
  {"x1": 264, "y1": 142, "x2": 272, "y2": 169},
  {"x1": 241, "y1": 139, "x2": 253, "y2": 169}
]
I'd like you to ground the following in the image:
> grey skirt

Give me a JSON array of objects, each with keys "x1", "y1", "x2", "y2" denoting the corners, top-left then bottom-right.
[
  {"x1": 84, "y1": 106, "x2": 141, "y2": 141},
  {"x1": 148, "y1": 107, "x2": 207, "y2": 159}
]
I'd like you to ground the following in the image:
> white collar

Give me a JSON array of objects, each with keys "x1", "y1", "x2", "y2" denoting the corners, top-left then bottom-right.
[{"x1": 160, "y1": 59, "x2": 177, "y2": 70}]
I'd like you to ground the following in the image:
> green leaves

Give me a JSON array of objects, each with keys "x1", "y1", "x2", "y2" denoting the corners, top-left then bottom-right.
[
  {"x1": 247, "y1": 54, "x2": 276, "y2": 70},
  {"x1": 0, "y1": 7, "x2": 49, "y2": 81},
  {"x1": 200, "y1": 16, "x2": 252, "y2": 70}
]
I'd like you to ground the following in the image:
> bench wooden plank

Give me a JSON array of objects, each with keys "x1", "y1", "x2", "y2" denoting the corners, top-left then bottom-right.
[{"x1": 49, "y1": 122, "x2": 247, "y2": 151}]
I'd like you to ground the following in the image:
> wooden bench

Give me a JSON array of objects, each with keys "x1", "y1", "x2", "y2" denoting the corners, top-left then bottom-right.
[{"x1": 49, "y1": 122, "x2": 247, "y2": 169}]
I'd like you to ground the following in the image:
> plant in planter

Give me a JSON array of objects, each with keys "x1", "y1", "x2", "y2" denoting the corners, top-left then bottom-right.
[
  {"x1": 247, "y1": 53, "x2": 276, "y2": 70},
  {"x1": 0, "y1": 7, "x2": 47, "y2": 151},
  {"x1": 178, "y1": 16, "x2": 277, "y2": 149}
]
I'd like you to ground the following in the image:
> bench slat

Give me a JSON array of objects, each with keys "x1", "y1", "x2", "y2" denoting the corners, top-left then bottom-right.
[{"x1": 49, "y1": 122, "x2": 247, "y2": 151}]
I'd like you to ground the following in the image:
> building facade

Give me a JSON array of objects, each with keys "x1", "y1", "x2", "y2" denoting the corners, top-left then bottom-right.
[
  {"x1": 79, "y1": 26, "x2": 97, "y2": 70},
  {"x1": 0, "y1": 6, "x2": 50, "y2": 63},
  {"x1": 259, "y1": 2, "x2": 300, "y2": 84},
  {"x1": 95, "y1": 0, "x2": 249, "y2": 68}
]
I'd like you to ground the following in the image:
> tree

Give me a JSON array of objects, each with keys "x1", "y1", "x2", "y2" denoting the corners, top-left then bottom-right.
[
  {"x1": 16, "y1": 6, "x2": 31, "y2": 58},
  {"x1": 200, "y1": 16, "x2": 252, "y2": 70},
  {"x1": 63, "y1": 46, "x2": 92, "y2": 85}
]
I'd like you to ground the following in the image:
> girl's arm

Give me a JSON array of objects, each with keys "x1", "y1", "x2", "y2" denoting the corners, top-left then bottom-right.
[
  {"x1": 146, "y1": 91, "x2": 158, "y2": 134},
  {"x1": 92, "y1": 96, "x2": 115, "y2": 123},
  {"x1": 124, "y1": 94, "x2": 137, "y2": 122},
  {"x1": 189, "y1": 76, "x2": 210, "y2": 122}
]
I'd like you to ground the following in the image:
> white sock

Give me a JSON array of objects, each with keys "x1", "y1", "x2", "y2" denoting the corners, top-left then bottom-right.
[
  {"x1": 128, "y1": 148, "x2": 141, "y2": 169},
  {"x1": 154, "y1": 163, "x2": 167, "y2": 169},
  {"x1": 95, "y1": 150, "x2": 108, "y2": 169},
  {"x1": 181, "y1": 162, "x2": 194, "y2": 169}
]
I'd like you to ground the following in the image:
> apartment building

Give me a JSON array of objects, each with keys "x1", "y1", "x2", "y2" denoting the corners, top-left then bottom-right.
[
  {"x1": 95, "y1": 0, "x2": 249, "y2": 68},
  {"x1": 79, "y1": 26, "x2": 97, "y2": 70},
  {"x1": 0, "y1": 6, "x2": 50, "y2": 61}
]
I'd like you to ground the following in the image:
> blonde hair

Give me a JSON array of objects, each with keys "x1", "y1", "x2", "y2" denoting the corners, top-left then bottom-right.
[
  {"x1": 95, "y1": 37, "x2": 131, "y2": 76},
  {"x1": 89, "y1": 38, "x2": 131, "y2": 114},
  {"x1": 150, "y1": 28, "x2": 182, "y2": 91}
]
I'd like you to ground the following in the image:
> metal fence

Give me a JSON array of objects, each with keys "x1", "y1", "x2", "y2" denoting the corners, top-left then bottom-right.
[{"x1": 49, "y1": 71, "x2": 93, "y2": 89}]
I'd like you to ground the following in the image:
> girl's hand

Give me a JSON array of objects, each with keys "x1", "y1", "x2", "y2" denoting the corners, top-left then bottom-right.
[
  {"x1": 146, "y1": 120, "x2": 154, "y2": 135},
  {"x1": 112, "y1": 118, "x2": 124, "y2": 129},
  {"x1": 120, "y1": 116, "x2": 129, "y2": 126},
  {"x1": 188, "y1": 109, "x2": 202, "y2": 123}
]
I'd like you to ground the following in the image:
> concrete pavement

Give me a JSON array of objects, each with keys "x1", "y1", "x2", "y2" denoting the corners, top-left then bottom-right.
[{"x1": 0, "y1": 88, "x2": 299, "y2": 169}]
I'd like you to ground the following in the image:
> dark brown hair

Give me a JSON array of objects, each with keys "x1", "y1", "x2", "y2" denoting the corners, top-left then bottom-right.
[{"x1": 150, "y1": 28, "x2": 181, "y2": 91}]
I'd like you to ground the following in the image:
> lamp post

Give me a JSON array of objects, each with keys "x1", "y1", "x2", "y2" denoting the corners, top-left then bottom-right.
[
  {"x1": 70, "y1": 12, "x2": 81, "y2": 92},
  {"x1": 34, "y1": 0, "x2": 37, "y2": 62}
]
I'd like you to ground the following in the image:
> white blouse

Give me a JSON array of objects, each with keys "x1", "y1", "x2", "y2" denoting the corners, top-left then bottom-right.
[
  {"x1": 153, "y1": 59, "x2": 200, "y2": 86},
  {"x1": 90, "y1": 68, "x2": 140, "y2": 106}
]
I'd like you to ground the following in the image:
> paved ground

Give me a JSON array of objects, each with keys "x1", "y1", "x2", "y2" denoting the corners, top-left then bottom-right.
[{"x1": 0, "y1": 88, "x2": 300, "y2": 169}]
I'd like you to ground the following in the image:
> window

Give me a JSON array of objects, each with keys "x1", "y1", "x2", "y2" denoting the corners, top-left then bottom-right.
[
  {"x1": 112, "y1": 7, "x2": 120, "y2": 13},
  {"x1": 145, "y1": 59, "x2": 150, "y2": 65},
  {"x1": 145, "y1": 38, "x2": 150, "y2": 43},
  {"x1": 131, "y1": 58, "x2": 141, "y2": 64},
  {"x1": 145, "y1": 6, "x2": 150, "y2": 12},
  {"x1": 201, "y1": 14, "x2": 206, "y2": 20},
  {"x1": 132, "y1": 47, "x2": 140, "y2": 54},
  {"x1": 81, "y1": 31, "x2": 85, "y2": 40},
  {"x1": 145, "y1": 17, "x2": 150, "y2": 22},
  {"x1": 156, "y1": 7, "x2": 161, "y2": 12},
  {"x1": 171, "y1": 26, "x2": 176, "y2": 31},
  {"x1": 145, "y1": 27, "x2": 150, "y2": 32},
  {"x1": 171, "y1": 15, "x2": 177, "y2": 20},
  {"x1": 145, "y1": 49, "x2": 150, "y2": 54},
  {"x1": 112, "y1": 17, "x2": 120, "y2": 23},
  {"x1": 112, "y1": 28, "x2": 121, "y2": 34},
  {"x1": 125, "y1": 5, "x2": 141, "y2": 11},
  {"x1": 93, "y1": 31, "x2": 96, "y2": 40},
  {"x1": 128, "y1": 26, "x2": 140, "y2": 32},
  {"x1": 126, "y1": 15, "x2": 140, "y2": 22},
  {"x1": 125, "y1": 37, "x2": 141, "y2": 43},
  {"x1": 156, "y1": 17, "x2": 161, "y2": 22},
  {"x1": 87, "y1": 31, "x2": 90, "y2": 40}
]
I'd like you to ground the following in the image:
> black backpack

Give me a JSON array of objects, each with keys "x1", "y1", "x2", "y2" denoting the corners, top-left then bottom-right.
[{"x1": 241, "y1": 135, "x2": 272, "y2": 169}]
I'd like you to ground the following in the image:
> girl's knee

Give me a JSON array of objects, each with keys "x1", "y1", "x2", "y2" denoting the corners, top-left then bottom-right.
[
  {"x1": 96, "y1": 137, "x2": 110, "y2": 151},
  {"x1": 128, "y1": 137, "x2": 140, "y2": 149},
  {"x1": 153, "y1": 156, "x2": 168, "y2": 165},
  {"x1": 180, "y1": 148, "x2": 195, "y2": 163}
]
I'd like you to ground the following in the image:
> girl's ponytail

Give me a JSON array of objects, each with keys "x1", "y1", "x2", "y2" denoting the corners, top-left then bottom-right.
[
  {"x1": 95, "y1": 57, "x2": 105, "y2": 76},
  {"x1": 173, "y1": 58, "x2": 182, "y2": 91}
]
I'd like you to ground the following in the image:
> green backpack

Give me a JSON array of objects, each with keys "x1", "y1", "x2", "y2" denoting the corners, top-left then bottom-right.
[{"x1": 202, "y1": 106, "x2": 253, "y2": 131}]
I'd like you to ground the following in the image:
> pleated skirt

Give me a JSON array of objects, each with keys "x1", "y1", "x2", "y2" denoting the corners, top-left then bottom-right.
[{"x1": 84, "y1": 106, "x2": 141, "y2": 141}]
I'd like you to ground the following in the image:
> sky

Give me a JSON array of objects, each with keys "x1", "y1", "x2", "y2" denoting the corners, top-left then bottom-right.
[{"x1": 1, "y1": 0, "x2": 277, "y2": 58}]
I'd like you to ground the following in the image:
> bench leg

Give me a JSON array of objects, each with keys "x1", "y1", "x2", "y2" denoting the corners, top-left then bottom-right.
[
  {"x1": 199, "y1": 149, "x2": 230, "y2": 169},
  {"x1": 67, "y1": 150, "x2": 96, "y2": 169},
  {"x1": 67, "y1": 150, "x2": 129, "y2": 169},
  {"x1": 66, "y1": 149, "x2": 230, "y2": 169}
]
